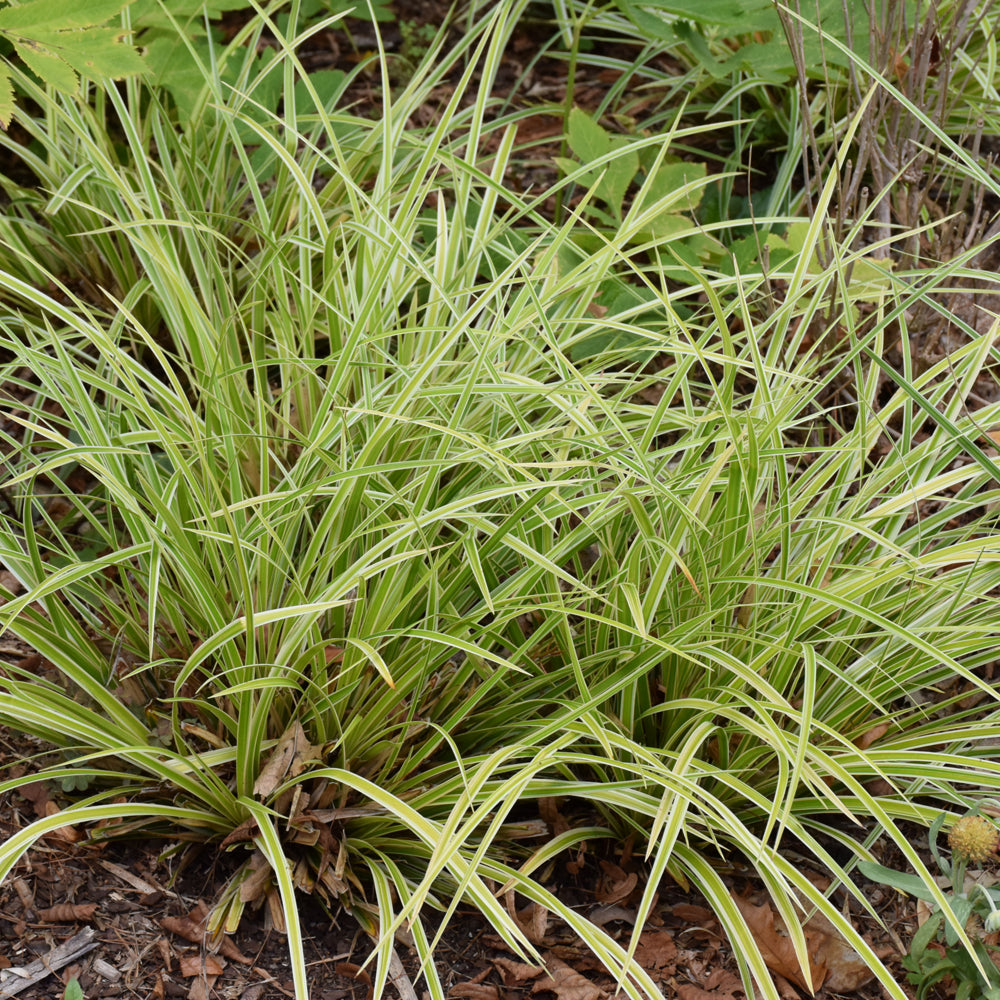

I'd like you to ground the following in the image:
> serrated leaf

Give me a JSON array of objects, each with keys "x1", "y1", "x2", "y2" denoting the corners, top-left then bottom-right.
[
  {"x1": 599, "y1": 150, "x2": 638, "y2": 217},
  {"x1": 622, "y1": 0, "x2": 776, "y2": 28},
  {"x1": 554, "y1": 155, "x2": 592, "y2": 182},
  {"x1": 616, "y1": 0, "x2": 678, "y2": 41},
  {"x1": 0, "y1": 0, "x2": 128, "y2": 31},
  {"x1": 14, "y1": 38, "x2": 78, "y2": 90},
  {"x1": 294, "y1": 69, "x2": 347, "y2": 117},
  {"x1": 0, "y1": 0, "x2": 145, "y2": 118},
  {"x1": 34, "y1": 27, "x2": 147, "y2": 77},
  {"x1": 565, "y1": 110, "x2": 638, "y2": 216},
  {"x1": 143, "y1": 34, "x2": 209, "y2": 123},
  {"x1": 0, "y1": 61, "x2": 14, "y2": 128}
]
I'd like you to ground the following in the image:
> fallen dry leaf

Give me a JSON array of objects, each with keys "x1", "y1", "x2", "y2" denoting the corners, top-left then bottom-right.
[
  {"x1": 187, "y1": 975, "x2": 216, "y2": 1000},
  {"x1": 731, "y1": 891, "x2": 874, "y2": 994},
  {"x1": 798, "y1": 900, "x2": 874, "y2": 992},
  {"x1": 506, "y1": 893, "x2": 549, "y2": 945},
  {"x1": 671, "y1": 904, "x2": 716, "y2": 925},
  {"x1": 771, "y1": 972, "x2": 804, "y2": 999},
  {"x1": 42, "y1": 800, "x2": 81, "y2": 843},
  {"x1": 12, "y1": 878, "x2": 33, "y2": 911},
  {"x1": 493, "y1": 957, "x2": 545, "y2": 983},
  {"x1": 632, "y1": 930, "x2": 677, "y2": 973},
  {"x1": 531, "y1": 958, "x2": 605, "y2": 1000},
  {"x1": 179, "y1": 954, "x2": 225, "y2": 977},
  {"x1": 675, "y1": 969, "x2": 745, "y2": 1000},
  {"x1": 156, "y1": 937, "x2": 173, "y2": 972},
  {"x1": 676, "y1": 986, "x2": 714, "y2": 1000},
  {"x1": 37, "y1": 904, "x2": 97, "y2": 923},
  {"x1": 161, "y1": 907, "x2": 251, "y2": 965},
  {"x1": 448, "y1": 966, "x2": 493, "y2": 999},
  {"x1": 253, "y1": 720, "x2": 319, "y2": 798},
  {"x1": 596, "y1": 860, "x2": 637, "y2": 905},
  {"x1": 854, "y1": 720, "x2": 892, "y2": 751},
  {"x1": 161, "y1": 916, "x2": 206, "y2": 946},
  {"x1": 588, "y1": 904, "x2": 635, "y2": 927},
  {"x1": 17, "y1": 784, "x2": 79, "y2": 843},
  {"x1": 18, "y1": 780, "x2": 52, "y2": 815},
  {"x1": 337, "y1": 962, "x2": 374, "y2": 1000},
  {"x1": 703, "y1": 967, "x2": 745, "y2": 994},
  {"x1": 449, "y1": 985, "x2": 500, "y2": 1000},
  {"x1": 731, "y1": 895, "x2": 821, "y2": 992},
  {"x1": 219, "y1": 816, "x2": 258, "y2": 849},
  {"x1": 539, "y1": 797, "x2": 570, "y2": 836}
]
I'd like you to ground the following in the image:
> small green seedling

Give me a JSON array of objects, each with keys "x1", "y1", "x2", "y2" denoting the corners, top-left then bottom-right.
[{"x1": 63, "y1": 976, "x2": 85, "y2": 1000}]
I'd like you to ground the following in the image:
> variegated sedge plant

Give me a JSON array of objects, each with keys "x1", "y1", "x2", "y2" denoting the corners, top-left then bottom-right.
[{"x1": 1, "y1": 2, "x2": 1000, "y2": 998}]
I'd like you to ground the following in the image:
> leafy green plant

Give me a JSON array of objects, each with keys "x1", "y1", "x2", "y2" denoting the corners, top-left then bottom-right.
[
  {"x1": 860, "y1": 811, "x2": 1000, "y2": 1000},
  {"x1": 1, "y1": 4, "x2": 1000, "y2": 1000},
  {"x1": 556, "y1": 106, "x2": 711, "y2": 231},
  {"x1": 552, "y1": 106, "x2": 723, "y2": 357},
  {"x1": 0, "y1": 0, "x2": 144, "y2": 127},
  {"x1": 608, "y1": 0, "x2": 915, "y2": 82}
]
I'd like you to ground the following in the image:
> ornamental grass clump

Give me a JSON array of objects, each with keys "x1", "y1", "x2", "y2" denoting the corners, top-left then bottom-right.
[{"x1": 1, "y1": 4, "x2": 1000, "y2": 1000}]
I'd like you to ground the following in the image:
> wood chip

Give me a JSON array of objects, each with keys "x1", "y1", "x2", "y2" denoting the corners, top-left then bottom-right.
[
  {"x1": 92, "y1": 958, "x2": 121, "y2": 982},
  {"x1": 388, "y1": 947, "x2": 419, "y2": 1000},
  {"x1": 0, "y1": 927, "x2": 97, "y2": 996},
  {"x1": 99, "y1": 859, "x2": 166, "y2": 895}
]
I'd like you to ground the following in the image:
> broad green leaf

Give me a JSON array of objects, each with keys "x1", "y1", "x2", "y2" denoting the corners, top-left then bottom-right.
[
  {"x1": 567, "y1": 106, "x2": 611, "y2": 165},
  {"x1": 14, "y1": 40, "x2": 78, "y2": 91},
  {"x1": 129, "y1": 0, "x2": 249, "y2": 33},
  {"x1": 716, "y1": 39, "x2": 799, "y2": 82},
  {"x1": 142, "y1": 34, "x2": 208, "y2": 122},
  {"x1": 0, "y1": 0, "x2": 128, "y2": 31},
  {"x1": 0, "y1": 0, "x2": 144, "y2": 127},
  {"x1": 26, "y1": 27, "x2": 146, "y2": 78},
  {"x1": 293, "y1": 69, "x2": 347, "y2": 116},
  {"x1": 565, "y1": 110, "x2": 638, "y2": 216},
  {"x1": 600, "y1": 150, "x2": 638, "y2": 218},
  {"x1": 641, "y1": 160, "x2": 707, "y2": 211},
  {"x1": 616, "y1": 0, "x2": 678, "y2": 41},
  {"x1": 855, "y1": 859, "x2": 940, "y2": 900},
  {"x1": 625, "y1": 0, "x2": 774, "y2": 25}
]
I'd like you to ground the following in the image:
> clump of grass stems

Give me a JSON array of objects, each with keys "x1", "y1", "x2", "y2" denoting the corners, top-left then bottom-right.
[{"x1": 1, "y1": 4, "x2": 1000, "y2": 999}]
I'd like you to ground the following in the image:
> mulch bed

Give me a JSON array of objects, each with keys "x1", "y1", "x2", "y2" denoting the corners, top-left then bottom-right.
[{"x1": 0, "y1": 722, "x2": 922, "y2": 1000}]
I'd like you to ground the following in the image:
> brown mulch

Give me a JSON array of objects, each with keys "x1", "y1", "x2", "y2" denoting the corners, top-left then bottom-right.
[{"x1": 0, "y1": 719, "x2": 921, "y2": 1000}]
